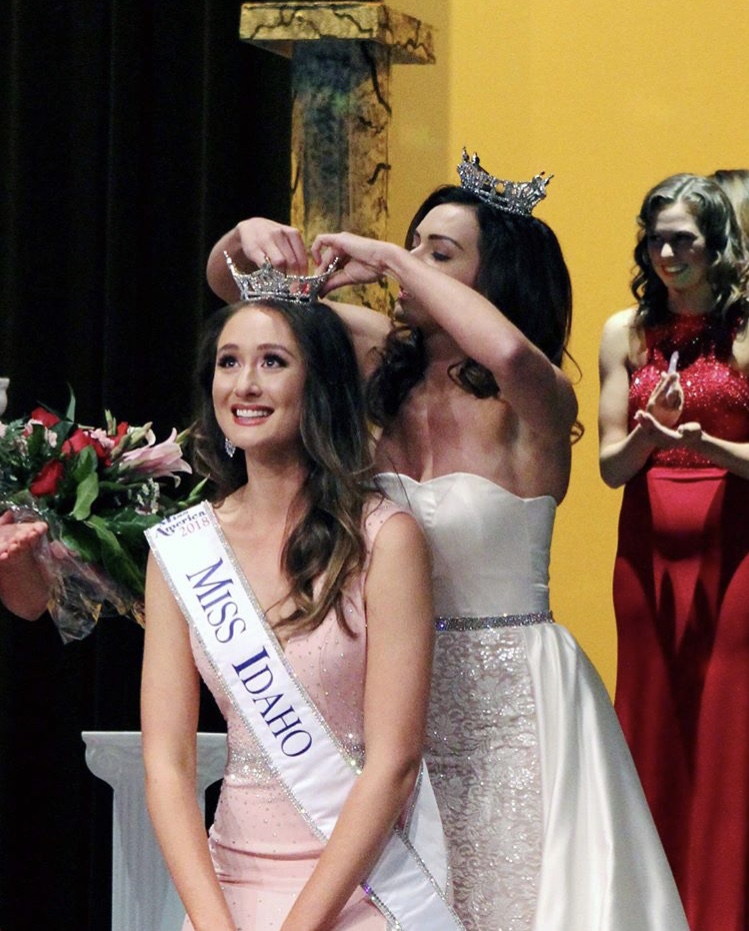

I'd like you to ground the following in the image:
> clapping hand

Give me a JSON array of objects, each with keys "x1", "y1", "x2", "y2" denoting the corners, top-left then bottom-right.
[
  {"x1": 0, "y1": 511, "x2": 48, "y2": 562},
  {"x1": 645, "y1": 368, "x2": 684, "y2": 429},
  {"x1": 634, "y1": 410, "x2": 703, "y2": 450}
]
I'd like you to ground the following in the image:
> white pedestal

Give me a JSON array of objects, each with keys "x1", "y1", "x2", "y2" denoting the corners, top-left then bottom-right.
[{"x1": 82, "y1": 730, "x2": 227, "y2": 931}]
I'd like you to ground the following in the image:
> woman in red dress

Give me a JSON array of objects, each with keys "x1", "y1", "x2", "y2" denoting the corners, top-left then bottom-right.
[{"x1": 599, "y1": 173, "x2": 749, "y2": 931}]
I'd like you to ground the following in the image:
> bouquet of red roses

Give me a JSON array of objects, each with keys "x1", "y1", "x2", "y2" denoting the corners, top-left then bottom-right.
[{"x1": 0, "y1": 394, "x2": 204, "y2": 641}]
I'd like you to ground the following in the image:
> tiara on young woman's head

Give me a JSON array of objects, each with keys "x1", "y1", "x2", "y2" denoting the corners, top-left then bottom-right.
[
  {"x1": 457, "y1": 148, "x2": 552, "y2": 217},
  {"x1": 224, "y1": 252, "x2": 338, "y2": 305}
]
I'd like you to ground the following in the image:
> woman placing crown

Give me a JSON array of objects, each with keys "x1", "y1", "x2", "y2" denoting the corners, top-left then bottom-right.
[{"x1": 207, "y1": 151, "x2": 688, "y2": 930}]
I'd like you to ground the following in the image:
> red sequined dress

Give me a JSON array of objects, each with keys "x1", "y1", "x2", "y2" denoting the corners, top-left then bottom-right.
[{"x1": 614, "y1": 310, "x2": 749, "y2": 931}]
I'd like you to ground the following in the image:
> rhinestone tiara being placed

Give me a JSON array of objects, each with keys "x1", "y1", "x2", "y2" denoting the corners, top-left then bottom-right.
[
  {"x1": 457, "y1": 148, "x2": 552, "y2": 217},
  {"x1": 224, "y1": 252, "x2": 338, "y2": 304}
]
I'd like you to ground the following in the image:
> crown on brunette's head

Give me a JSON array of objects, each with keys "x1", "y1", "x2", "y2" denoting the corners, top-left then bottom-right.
[
  {"x1": 225, "y1": 252, "x2": 338, "y2": 304},
  {"x1": 457, "y1": 147, "x2": 552, "y2": 217}
]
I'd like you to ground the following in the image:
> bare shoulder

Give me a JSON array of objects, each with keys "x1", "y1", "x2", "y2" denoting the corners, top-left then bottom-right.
[
  {"x1": 364, "y1": 508, "x2": 432, "y2": 636},
  {"x1": 601, "y1": 306, "x2": 637, "y2": 340},
  {"x1": 370, "y1": 508, "x2": 425, "y2": 555},
  {"x1": 365, "y1": 510, "x2": 429, "y2": 588},
  {"x1": 600, "y1": 306, "x2": 638, "y2": 364},
  {"x1": 732, "y1": 322, "x2": 749, "y2": 372}
]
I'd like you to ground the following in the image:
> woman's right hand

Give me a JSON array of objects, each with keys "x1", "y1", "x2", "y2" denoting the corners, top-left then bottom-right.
[
  {"x1": 231, "y1": 218, "x2": 309, "y2": 275},
  {"x1": 633, "y1": 409, "x2": 688, "y2": 449},
  {"x1": 206, "y1": 217, "x2": 310, "y2": 303}
]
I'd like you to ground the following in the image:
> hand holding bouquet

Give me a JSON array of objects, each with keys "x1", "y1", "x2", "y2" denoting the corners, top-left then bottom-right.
[{"x1": 0, "y1": 395, "x2": 204, "y2": 641}]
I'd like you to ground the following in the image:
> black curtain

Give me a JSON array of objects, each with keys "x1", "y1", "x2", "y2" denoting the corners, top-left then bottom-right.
[{"x1": 0, "y1": 3, "x2": 290, "y2": 928}]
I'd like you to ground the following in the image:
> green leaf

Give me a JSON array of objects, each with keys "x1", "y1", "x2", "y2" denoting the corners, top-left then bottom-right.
[
  {"x1": 104, "y1": 508, "x2": 160, "y2": 546},
  {"x1": 70, "y1": 470, "x2": 100, "y2": 520},
  {"x1": 183, "y1": 476, "x2": 209, "y2": 504},
  {"x1": 63, "y1": 387, "x2": 77, "y2": 422},
  {"x1": 96, "y1": 479, "x2": 145, "y2": 496},
  {"x1": 68, "y1": 448, "x2": 101, "y2": 520},
  {"x1": 159, "y1": 477, "x2": 208, "y2": 513},
  {"x1": 58, "y1": 521, "x2": 100, "y2": 563},
  {"x1": 85, "y1": 515, "x2": 146, "y2": 596},
  {"x1": 71, "y1": 445, "x2": 98, "y2": 481},
  {"x1": 25, "y1": 423, "x2": 55, "y2": 458}
]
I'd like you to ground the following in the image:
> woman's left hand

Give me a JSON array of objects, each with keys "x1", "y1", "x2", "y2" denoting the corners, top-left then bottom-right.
[
  {"x1": 0, "y1": 511, "x2": 48, "y2": 561},
  {"x1": 676, "y1": 421, "x2": 703, "y2": 446},
  {"x1": 311, "y1": 232, "x2": 396, "y2": 294},
  {"x1": 645, "y1": 372, "x2": 684, "y2": 427}
]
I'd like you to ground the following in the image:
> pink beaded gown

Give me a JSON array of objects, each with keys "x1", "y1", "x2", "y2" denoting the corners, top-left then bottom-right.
[
  {"x1": 614, "y1": 310, "x2": 749, "y2": 931},
  {"x1": 182, "y1": 502, "x2": 403, "y2": 931}
]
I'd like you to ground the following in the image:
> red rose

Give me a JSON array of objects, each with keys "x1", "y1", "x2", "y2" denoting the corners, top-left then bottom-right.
[
  {"x1": 28, "y1": 408, "x2": 60, "y2": 428},
  {"x1": 62, "y1": 428, "x2": 107, "y2": 459},
  {"x1": 30, "y1": 459, "x2": 64, "y2": 496},
  {"x1": 91, "y1": 436, "x2": 109, "y2": 460},
  {"x1": 62, "y1": 429, "x2": 90, "y2": 454},
  {"x1": 110, "y1": 421, "x2": 130, "y2": 450}
]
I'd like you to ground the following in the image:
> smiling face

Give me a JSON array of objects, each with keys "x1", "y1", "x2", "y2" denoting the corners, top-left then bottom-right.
[
  {"x1": 212, "y1": 305, "x2": 306, "y2": 464},
  {"x1": 646, "y1": 201, "x2": 710, "y2": 298},
  {"x1": 396, "y1": 202, "x2": 481, "y2": 328}
]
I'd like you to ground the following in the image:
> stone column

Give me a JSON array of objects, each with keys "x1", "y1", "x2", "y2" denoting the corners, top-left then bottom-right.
[
  {"x1": 82, "y1": 730, "x2": 227, "y2": 931},
  {"x1": 239, "y1": 2, "x2": 433, "y2": 311}
]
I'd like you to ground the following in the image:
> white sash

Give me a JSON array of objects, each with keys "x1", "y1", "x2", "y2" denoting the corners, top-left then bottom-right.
[{"x1": 147, "y1": 502, "x2": 464, "y2": 931}]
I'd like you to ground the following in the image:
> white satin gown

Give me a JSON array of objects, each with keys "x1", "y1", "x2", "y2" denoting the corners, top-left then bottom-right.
[{"x1": 377, "y1": 472, "x2": 688, "y2": 931}]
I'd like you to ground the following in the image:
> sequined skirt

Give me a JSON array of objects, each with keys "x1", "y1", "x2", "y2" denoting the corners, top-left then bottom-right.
[{"x1": 426, "y1": 617, "x2": 548, "y2": 931}]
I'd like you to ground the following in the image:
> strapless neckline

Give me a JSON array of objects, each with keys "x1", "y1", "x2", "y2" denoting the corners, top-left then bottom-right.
[
  {"x1": 375, "y1": 471, "x2": 557, "y2": 508},
  {"x1": 376, "y1": 470, "x2": 555, "y2": 616}
]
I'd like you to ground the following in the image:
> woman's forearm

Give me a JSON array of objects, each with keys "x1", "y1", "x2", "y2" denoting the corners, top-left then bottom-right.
[
  {"x1": 599, "y1": 425, "x2": 655, "y2": 487},
  {"x1": 206, "y1": 227, "x2": 247, "y2": 304},
  {"x1": 279, "y1": 757, "x2": 421, "y2": 931},
  {"x1": 683, "y1": 432, "x2": 749, "y2": 479},
  {"x1": 144, "y1": 760, "x2": 235, "y2": 931},
  {"x1": 383, "y1": 246, "x2": 540, "y2": 368}
]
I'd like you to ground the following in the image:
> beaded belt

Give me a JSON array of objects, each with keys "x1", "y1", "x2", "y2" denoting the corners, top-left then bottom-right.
[{"x1": 435, "y1": 611, "x2": 554, "y2": 631}]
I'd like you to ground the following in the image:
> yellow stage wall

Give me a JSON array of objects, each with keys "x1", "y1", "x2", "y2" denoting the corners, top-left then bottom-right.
[{"x1": 386, "y1": 0, "x2": 749, "y2": 695}]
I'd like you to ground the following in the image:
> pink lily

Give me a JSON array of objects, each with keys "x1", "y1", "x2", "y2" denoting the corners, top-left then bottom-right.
[{"x1": 117, "y1": 428, "x2": 192, "y2": 479}]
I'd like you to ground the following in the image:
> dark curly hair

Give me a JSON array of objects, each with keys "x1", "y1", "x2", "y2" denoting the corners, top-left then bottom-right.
[
  {"x1": 366, "y1": 184, "x2": 574, "y2": 426},
  {"x1": 632, "y1": 173, "x2": 749, "y2": 336},
  {"x1": 192, "y1": 298, "x2": 376, "y2": 635}
]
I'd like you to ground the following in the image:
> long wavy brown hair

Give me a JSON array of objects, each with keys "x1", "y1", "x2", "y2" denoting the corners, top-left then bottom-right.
[
  {"x1": 632, "y1": 173, "x2": 749, "y2": 337},
  {"x1": 192, "y1": 299, "x2": 377, "y2": 636}
]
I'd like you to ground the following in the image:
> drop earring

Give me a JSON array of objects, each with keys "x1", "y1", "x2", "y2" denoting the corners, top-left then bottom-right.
[{"x1": 224, "y1": 437, "x2": 236, "y2": 458}]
